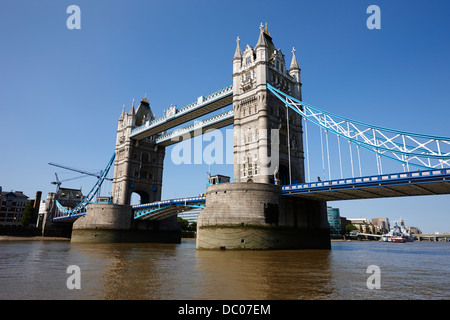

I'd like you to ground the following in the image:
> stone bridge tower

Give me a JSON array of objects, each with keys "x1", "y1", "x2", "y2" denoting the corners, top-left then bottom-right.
[
  {"x1": 232, "y1": 23, "x2": 305, "y2": 185},
  {"x1": 111, "y1": 96, "x2": 166, "y2": 205},
  {"x1": 196, "y1": 24, "x2": 330, "y2": 250},
  {"x1": 71, "y1": 96, "x2": 180, "y2": 243}
]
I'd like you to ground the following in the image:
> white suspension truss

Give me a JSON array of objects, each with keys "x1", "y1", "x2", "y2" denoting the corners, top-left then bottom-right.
[{"x1": 267, "y1": 84, "x2": 450, "y2": 171}]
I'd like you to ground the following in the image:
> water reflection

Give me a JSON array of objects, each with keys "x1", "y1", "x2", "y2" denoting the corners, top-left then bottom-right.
[
  {"x1": 67, "y1": 242, "x2": 334, "y2": 299},
  {"x1": 1, "y1": 240, "x2": 449, "y2": 300},
  {"x1": 68, "y1": 243, "x2": 189, "y2": 299},
  {"x1": 194, "y1": 248, "x2": 333, "y2": 299}
]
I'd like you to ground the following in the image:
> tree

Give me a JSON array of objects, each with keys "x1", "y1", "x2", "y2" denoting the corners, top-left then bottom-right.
[
  {"x1": 20, "y1": 201, "x2": 35, "y2": 226},
  {"x1": 345, "y1": 224, "x2": 357, "y2": 233},
  {"x1": 177, "y1": 217, "x2": 189, "y2": 231},
  {"x1": 188, "y1": 222, "x2": 197, "y2": 232}
]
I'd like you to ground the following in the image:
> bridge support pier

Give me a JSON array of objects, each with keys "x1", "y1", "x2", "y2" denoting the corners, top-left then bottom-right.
[
  {"x1": 71, "y1": 203, "x2": 181, "y2": 243},
  {"x1": 196, "y1": 182, "x2": 330, "y2": 250}
]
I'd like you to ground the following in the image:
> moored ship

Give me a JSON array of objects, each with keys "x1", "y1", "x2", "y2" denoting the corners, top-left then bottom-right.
[{"x1": 381, "y1": 219, "x2": 415, "y2": 243}]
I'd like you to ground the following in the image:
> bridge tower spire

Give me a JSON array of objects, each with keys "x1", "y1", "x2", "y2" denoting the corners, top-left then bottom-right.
[
  {"x1": 232, "y1": 23, "x2": 305, "y2": 185},
  {"x1": 111, "y1": 96, "x2": 165, "y2": 205}
]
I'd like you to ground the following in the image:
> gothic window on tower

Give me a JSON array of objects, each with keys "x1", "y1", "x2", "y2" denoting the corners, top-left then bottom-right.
[{"x1": 247, "y1": 128, "x2": 252, "y2": 144}]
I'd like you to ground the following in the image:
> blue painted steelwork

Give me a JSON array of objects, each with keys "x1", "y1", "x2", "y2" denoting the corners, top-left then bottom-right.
[
  {"x1": 133, "y1": 196, "x2": 206, "y2": 220},
  {"x1": 52, "y1": 212, "x2": 86, "y2": 223},
  {"x1": 267, "y1": 83, "x2": 450, "y2": 170},
  {"x1": 54, "y1": 153, "x2": 115, "y2": 218},
  {"x1": 282, "y1": 168, "x2": 450, "y2": 195}
]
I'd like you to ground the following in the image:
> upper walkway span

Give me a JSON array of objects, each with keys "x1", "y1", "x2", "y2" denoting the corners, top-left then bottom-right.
[
  {"x1": 155, "y1": 109, "x2": 234, "y2": 147},
  {"x1": 130, "y1": 85, "x2": 233, "y2": 141}
]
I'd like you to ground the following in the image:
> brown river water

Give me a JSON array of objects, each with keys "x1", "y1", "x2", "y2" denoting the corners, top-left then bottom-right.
[{"x1": 0, "y1": 239, "x2": 449, "y2": 300}]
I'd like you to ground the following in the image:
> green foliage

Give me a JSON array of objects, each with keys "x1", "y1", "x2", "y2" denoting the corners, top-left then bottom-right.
[
  {"x1": 345, "y1": 224, "x2": 358, "y2": 233},
  {"x1": 178, "y1": 218, "x2": 197, "y2": 232},
  {"x1": 20, "y1": 201, "x2": 35, "y2": 226},
  {"x1": 188, "y1": 222, "x2": 197, "y2": 232},
  {"x1": 177, "y1": 217, "x2": 190, "y2": 231}
]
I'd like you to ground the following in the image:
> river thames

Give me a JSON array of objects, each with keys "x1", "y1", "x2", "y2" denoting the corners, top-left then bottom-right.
[{"x1": 0, "y1": 239, "x2": 449, "y2": 300}]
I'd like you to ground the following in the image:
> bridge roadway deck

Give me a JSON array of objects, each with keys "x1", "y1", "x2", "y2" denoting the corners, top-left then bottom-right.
[
  {"x1": 53, "y1": 169, "x2": 450, "y2": 223},
  {"x1": 130, "y1": 85, "x2": 233, "y2": 141},
  {"x1": 133, "y1": 196, "x2": 206, "y2": 220},
  {"x1": 282, "y1": 168, "x2": 450, "y2": 201}
]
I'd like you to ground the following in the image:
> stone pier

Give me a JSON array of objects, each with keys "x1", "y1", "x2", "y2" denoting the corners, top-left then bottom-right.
[
  {"x1": 196, "y1": 182, "x2": 330, "y2": 250},
  {"x1": 71, "y1": 203, "x2": 181, "y2": 243}
]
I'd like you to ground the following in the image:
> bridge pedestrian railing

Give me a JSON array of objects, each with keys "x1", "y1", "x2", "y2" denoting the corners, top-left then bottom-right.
[
  {"x1": 132, "y1": 196, "x2": 206, "y2": 220},
  {"x1": 282, "y1": 168, "x2": 450, "y2": 194}
]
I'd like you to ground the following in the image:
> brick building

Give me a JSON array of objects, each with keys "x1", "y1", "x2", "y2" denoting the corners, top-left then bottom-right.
[{"x1": 0, "y1": 187, "x2": 30, "y2": 225}]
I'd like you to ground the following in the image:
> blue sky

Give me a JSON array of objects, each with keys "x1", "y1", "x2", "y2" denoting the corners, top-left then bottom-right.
[{"x1": 1, "y1": 0, "x2": 449, "y2": 233}]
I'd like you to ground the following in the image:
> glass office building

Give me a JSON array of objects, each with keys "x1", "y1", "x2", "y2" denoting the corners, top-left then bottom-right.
[{"x1": 327, "y1": 207, "x2": 341, "y2": 235}]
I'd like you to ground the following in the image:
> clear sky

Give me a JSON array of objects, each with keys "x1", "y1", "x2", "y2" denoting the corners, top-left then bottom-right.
[{"x1": 1, "y1": 0, "x2": 449, "y2": 233}]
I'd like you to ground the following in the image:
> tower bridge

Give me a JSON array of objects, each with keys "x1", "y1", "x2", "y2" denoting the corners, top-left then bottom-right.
[{"x1": 47, "y1": 24, "x2": 450, "y2": 249}]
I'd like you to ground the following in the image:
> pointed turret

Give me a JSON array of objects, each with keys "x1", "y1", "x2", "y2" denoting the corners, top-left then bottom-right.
[
  {"x1": 255, "y1": 23, "x2": 276, "y2": 62},
  {"x1": 119, "y1": 104, "x2": 126, "y2": 121},
  {"x1": 233, "y1": 36, "x2": 242, "y2": 61},
  {"x1": 129, "y1": 99, "x2": 135, "y2": 116},
  {"x1": 255, "y1": 23, "x2": 268, "y2": 49},
  {"x1": 289, "y1": 47, "x2": 300, "y2": 71},
  {"x1": 233, "y1": 36, "x2": 242, "y2": 74},
  {"x1": 289, "y1": 47, "x2": 302, "y2": 98}
]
